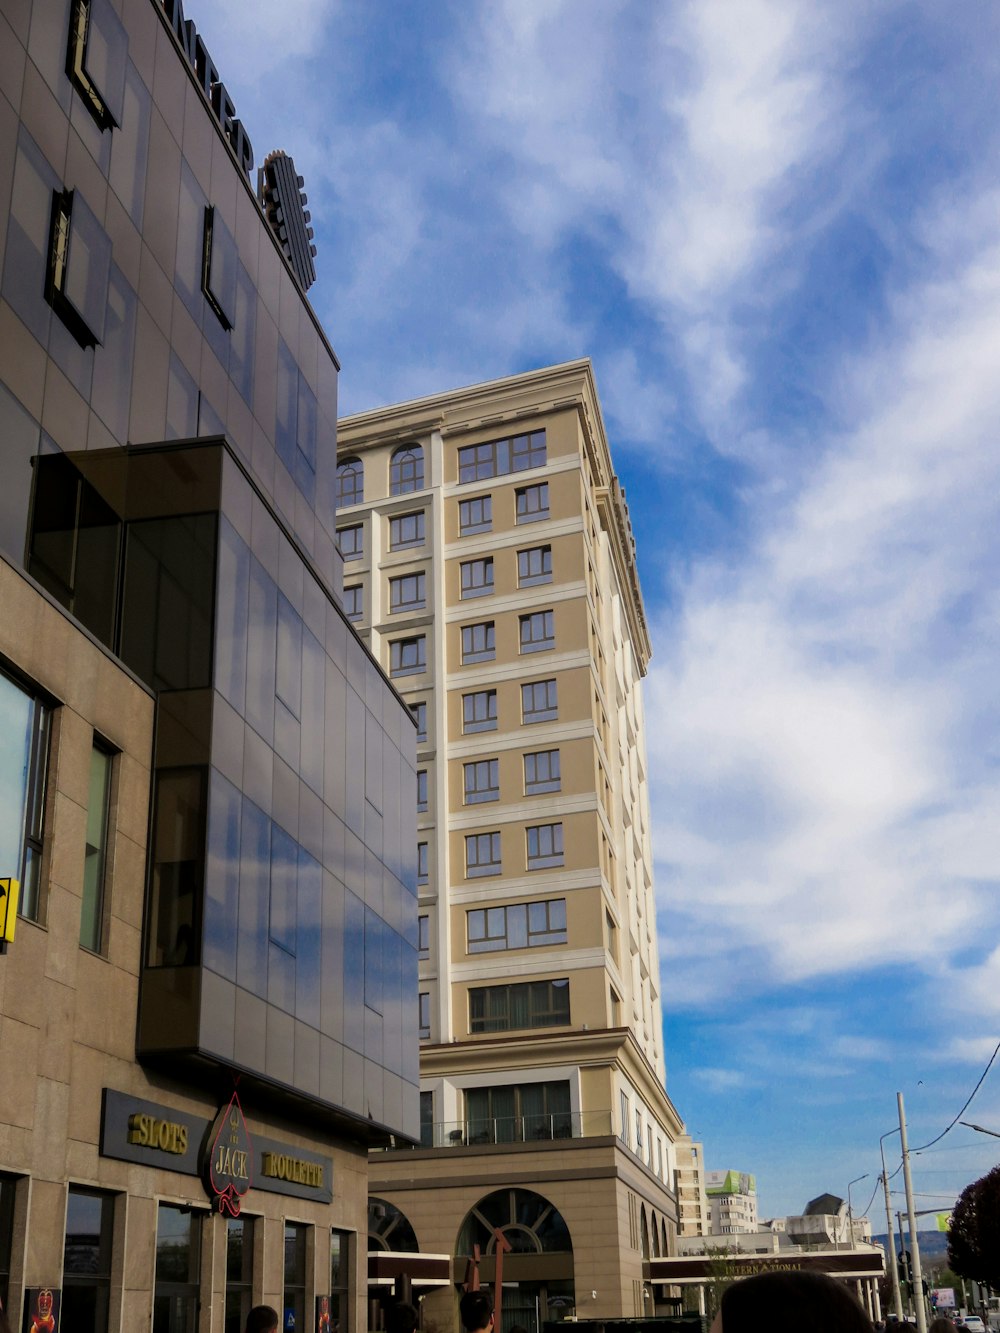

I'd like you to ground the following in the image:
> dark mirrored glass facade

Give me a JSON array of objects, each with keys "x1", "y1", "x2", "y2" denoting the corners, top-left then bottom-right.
[{"x1": 0, "y1": 0, "x2": 416, "y2": 1144}]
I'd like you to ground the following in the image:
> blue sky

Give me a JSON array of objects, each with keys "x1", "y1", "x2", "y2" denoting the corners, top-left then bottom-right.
[{"x1": 194, "y1": 0, "x2": 1000, "y2": 1217}]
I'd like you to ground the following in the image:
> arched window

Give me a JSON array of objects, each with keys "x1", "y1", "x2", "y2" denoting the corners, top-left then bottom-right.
[
  {"x1": 640, "y1": 1206, "x2": 650, "y2": 1260},
  {"x1": 390, "y1": 445, "x2": 424, "y2": 495},
  {"x1": 457, "y1": 1188, "x2": 572, "y2": 1258},
  {"x1": 336, "y1": 457, "x2": 363, "y2": 508},
  {"x1": 368, "y1": 1198, "x2": 419, "y2": 1253}
]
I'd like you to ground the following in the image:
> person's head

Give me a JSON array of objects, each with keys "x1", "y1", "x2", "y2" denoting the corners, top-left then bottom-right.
[
  {"x1": 714, "y1": 1271, "x2": 874, "y2": 1333},
  {"x1": 459, "y1": 1290, "x2": 494, "y2": 1333},
  {"x1": 246, "y1": 1306, "x2": 280, "y2": 1333},
  {"x1": 929, "y1": 1320, "x2": 957, "y2": 1333},
  {"x1": 0, "y1": 1302, "x2": 12, "y2": 1333},
  {"x1": 386, "y1": 1303, "x2": 419, "y2": 1333}
]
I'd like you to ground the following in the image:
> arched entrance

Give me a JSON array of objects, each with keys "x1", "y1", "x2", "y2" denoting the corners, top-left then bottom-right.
[
  {"x1": 457, "y1": 1188, "x2": 574, "y2": 1333},
  {"x1": 368, "y1": 1198, "x2": 419, "y2": 1253}
]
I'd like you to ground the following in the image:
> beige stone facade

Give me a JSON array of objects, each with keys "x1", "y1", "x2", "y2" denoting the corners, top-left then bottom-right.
[{"x1": 338, "y1": 361, "x2": 695, "y2": 1328}]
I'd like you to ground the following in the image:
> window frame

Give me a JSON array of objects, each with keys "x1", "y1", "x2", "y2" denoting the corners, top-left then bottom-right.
[
  {"x1": 418, "y1": 991, "x2": 431, "y2": 1039},
  {"x1": 465, "y1": 831, "x2": 501, "y2": 878},
  {"x1": 521, "y1": 678, "x2": 557, "y2": 724},
  {"x1": 416, "y1": 769, "x2": 428, "y2": 813},
  {"x1": 417, "y1": 841, "x2": 429, "y2": 885},
  {"x1": 62, "y1": 1185, "x2": 116, "y2": 1333},
  {"x1": 467, "y1": 898, "x2": 567, "y2": 953},
  {"x1": 460, "y1": 556, "x2": 494, "y2": 600},
  {"x1": 80, "y1": 739, "x2": 114, "y2": 954},
  {"x1": 461, "y1": 621, "x2": 495, "y2": 665},
  {"x1": 462, "y1": 689, "x2": 497, "y2": 734},
  {"x1": 458, "y1": 494, "x2": 492, "y2": 536},
  {"x1": 519, "y1": 609, "x2": 554, "y2": 654},
  {"x1": 389, "y1": 571, "x2": 426, "y2": 613},
  {"x1": 463, "y1": 758, "x2": 499, "y2": 805},
  {"x1": 515, "y1": 481, "x2": 550, "y2": 524},
  {"x1": 523, "y1": 748, "x2": 560, "y2": 795},
  {"x1": 389, "y1": 510, "x2": 425, "y2": 550},
  {"x1": 1, "y1": 664, "x2": 53, "y2": 925},
  {"x1": 517, "y1": 544, "x2": 552, "y2": 587},
  {"x1": 336, "y1": 457, "x2": 364, "y2": 508},
  {"x1": 457, "y1": 430, "x2": 547, "y2": 484},
  {"x1": 390, "y1": 635, "x2": 426, "y2": 677},
  {"x1": 337, "y1": 524, "x2": 364, "y2": 562},
  {"x1": 343, "y1": 584, "x2": 363, "y2": 621},
  {"x1": 408, "y1": 700, "x2": 427, "y2": 742},
  {"x1": 468, "y1": 978, "x2": 570, "y2": 1033},
  {"x1": 390, "y1": 444, "x2": 424, "y2": 495},
  {"x1": 526, "y1": 821, "x2": 564, "y2": 870}
]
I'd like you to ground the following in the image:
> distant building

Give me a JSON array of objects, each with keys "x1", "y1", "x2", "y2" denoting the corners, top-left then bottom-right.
[
  {"x1": 675, "y1": 1137, "x2": 710, "y2": 1236},
  {"x1": 705, "y1": 1170, "x2": 758, "y2": 1234}
]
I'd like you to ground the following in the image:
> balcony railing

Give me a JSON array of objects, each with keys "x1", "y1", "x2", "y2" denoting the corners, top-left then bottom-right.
[{"x1": 407, "y1": 1109, "x2": 615, "y2": 1149}]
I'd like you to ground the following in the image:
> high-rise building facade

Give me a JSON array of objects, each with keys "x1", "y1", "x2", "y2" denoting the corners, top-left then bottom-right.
[
  {"x1": 0, "y1": 2, "x2": 417, "y2": 1331},
  {"x1": 705, "y1": 1171, "x2": 759, "y2": 1235},
  {"x1": 336, "y1": 361, "x2": 690, "y2": 1326}
]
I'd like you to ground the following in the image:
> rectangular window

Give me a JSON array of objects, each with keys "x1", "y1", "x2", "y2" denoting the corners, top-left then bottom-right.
[
  {"x1": 458, "y1": 430, "x2": 546, "y2": 483},
  {"x1": 465, "y1": 831, "x2": 501, "y2": 878},
  {"x1": 465, "y1": 1079, "x2": 572, "y2": 1144},
  {"x1": 67, "y1": 0, "x2": 128, "y2": 130},
  {"x1": 154, "y1": 1204, "x2": 202, "y2": 1333},
  {"x1": 463, "y1": 758, "x2": 499, "y2": 805},
  {"x1": 390, "y1": 635, "x2": 426, "y2": 677},
  {"x1": 516, "y1": 481, "x2": 550, "y2": 523},
  {"x1": 63, "y1": 1186, "x2": 114, "y2": 1333},
  {"x1": 521, "y1": 679, "x2": 557, "y2": 724},
  {"x1": 344, "y1": 584, "x2": 363, "y2": 621},
  {"x1": 517, "y1": 545, "x2": 552, "y2": 586},
  {"x1": 337, "y1": 524, "x2": 363, "y2": 561},
  {"x1": 419, "y1": 991, "x2": 430, "y2": 1039},
  {"x1": 461, "y1": 621, "x2": 495, "y2": 664},
  {"x1": 80, "y1": 743, "x2": 113, "y2": 953},
  {"x1": 409, "y1": 700, "x2": 427, "y2": 742},
  {"x1": 417, "y1": 770, "x2": 428, "y2": 812},
  {"x1": 467, "y1": 898, "x2": 566, "y2": 953},
  {"x1": 420, "y1": 1091, "x2": 434, "y2": 1148},
  {"x1": 45, "y1": 187, "x2": 112, "y2": 348},
  {"x1": 225, "y1": 1215, "x2": 254, "y2": 1333},
  {"x1": 417, "y1": 841, "x2": 428, "y2": 885},
  {"x1": 636, "y1": 1109, "x2": 643, "y2": 1156},
  {"x1": 418, "y1": 914, "x2": 430, "y2": 959},
  {"x1": 389, "y1": 571, "x2": 426, "y2": 612},
  {"x1": 283, "y1": 1223, "x2": 307, "y2": 1333},
  {"x1": 462, "y1": 689, "x2": 497, "y2": 734},
  {"x1": 0, "y1": 666, "x2": 52, "y2": 923},
  {"x1": 330, "y1": 1231, "x2": 352, "y2": 1333},
  {"x1": 459, "y1": 494, "x2": 492, "y2": 535},
  {"x1": 460, "y1": 557, "x2": 494, "y2": 599},
  {"x1": 469, "y1": 978, "x2": 569, "y2": 1033},
  {"x1": 390, "y1": 511, "x2": 425, "y2": 549},
  {"x1": 519, "y1": 610, "x2": 554, "y2": 653},
  {"x1": 524, "y1": 749, "x2": 560, "y2": 795},
  {"x1": 526, "y1": 822, "x2": 564, "y2": 870},
  {"x1": 620, "y1": 1091, "x2": 629, "y2": 1144}
]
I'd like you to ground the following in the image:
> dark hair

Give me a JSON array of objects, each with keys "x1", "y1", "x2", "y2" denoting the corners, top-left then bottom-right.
[
  {"x1": 719, "y1": 1271, "x2": 873, "y2": 1333},
  {"x1": 459, "y1": 1291, "x2": 494, "y2": 1332},
  {"x1": 386, "y1": 1304, "x2": 419, "y2": 1333},
  {"x1": 929, "y1": 1321, "x2": 957, "y2": 1333},
  {"x1": 246, "y1": 1306, "x2": 280, "y2": 1333},
  {"x1": 0, "y1": 1304, "x2": 11, "y2": 1333}
]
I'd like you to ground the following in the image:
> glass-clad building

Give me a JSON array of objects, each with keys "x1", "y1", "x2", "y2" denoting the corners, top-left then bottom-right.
[{"x1": 0, "y1": 2, "x2": 418, "y2": 1330}]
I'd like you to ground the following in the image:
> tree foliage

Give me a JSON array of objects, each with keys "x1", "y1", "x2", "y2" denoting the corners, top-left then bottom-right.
[{"x1": 948, "y1": 1164, "x2": 1000, "y2": 1288}]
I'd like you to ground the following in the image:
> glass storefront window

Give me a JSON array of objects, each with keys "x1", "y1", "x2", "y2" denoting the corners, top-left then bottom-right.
[
  {"x1": 62, "y1": 1186, "x2": 115, "y2": 1333},
  {"x1": 284, "y1": 1223, "x2": 307, "y2": 1333},
  {"x1": 225, "y1": 1215, "x2": 255, "y2": 1333},
  {"x1": 153, "y1": 1203, "x2": 202, "y2": 1333},
  {"x1": 0, "y1": 1174, "x2": 17, "y2": 1313},
  {"x1": 330, "y1": 1230, "x2": 351, "y2": 1333}
]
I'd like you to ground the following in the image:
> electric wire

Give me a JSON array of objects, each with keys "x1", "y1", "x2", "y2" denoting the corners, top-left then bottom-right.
[{"x1": 912, "y1": 1038, "x2": 1000, "y2": 1153}]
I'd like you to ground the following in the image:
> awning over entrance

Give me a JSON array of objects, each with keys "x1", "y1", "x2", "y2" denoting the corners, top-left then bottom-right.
[{"x1": 367, "y1": 1251, "x2": 452, "y2": 1288}]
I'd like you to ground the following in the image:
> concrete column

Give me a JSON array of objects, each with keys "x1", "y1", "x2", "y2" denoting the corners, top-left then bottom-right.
[{"x1": 697, "y1": 1285, "x2": 706, "y2": 1317}]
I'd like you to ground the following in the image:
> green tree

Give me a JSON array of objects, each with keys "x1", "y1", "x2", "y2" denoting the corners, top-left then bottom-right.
[{"x1": 948, "y1": 1165, "x2": 1000, "y2": 1289}]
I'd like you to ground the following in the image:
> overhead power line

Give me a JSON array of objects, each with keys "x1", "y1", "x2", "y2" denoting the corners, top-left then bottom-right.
[{"x1": 912, "y1": 1039, "x2": 1000, "y2": 1153}]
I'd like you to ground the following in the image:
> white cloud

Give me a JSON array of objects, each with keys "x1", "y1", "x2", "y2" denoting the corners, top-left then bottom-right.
[{"x1": 649, "y1": 186, "x2": 1000, "y2": 1012}]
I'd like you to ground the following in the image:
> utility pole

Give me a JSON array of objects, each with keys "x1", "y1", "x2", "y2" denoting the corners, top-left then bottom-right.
[
  {"x1": 899, "y1": 1092, "x2": 928, "y2": 1333},
  {"x1": 881, "y1": 1132, "x2": 905, "y2": 1322}
]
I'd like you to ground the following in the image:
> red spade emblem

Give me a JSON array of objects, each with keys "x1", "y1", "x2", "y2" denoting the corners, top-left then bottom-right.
[{"x1": 207, "y1": 1089, "x2": 253, "y2": 1216}]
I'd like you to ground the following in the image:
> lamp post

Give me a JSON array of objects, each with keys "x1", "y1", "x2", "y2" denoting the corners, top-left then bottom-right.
[
  {"x1": 881, "y1": 1130, "x2": 905, "y2": 1322},
  {"x1": 899, "y1": 1091, "x2": 928, "y2": 1333},
  {"x1": 960, "y1": 1121, "x2": 1000, "y2": 1139},
  {"x1": 847, "y1": 1173, "x2": 869, "y2": 1248}
]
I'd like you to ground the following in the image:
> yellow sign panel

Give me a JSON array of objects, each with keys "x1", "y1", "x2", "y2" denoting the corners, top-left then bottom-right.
[{"x1": 0, "y1": 878, "x2": 20, "y2": 943}]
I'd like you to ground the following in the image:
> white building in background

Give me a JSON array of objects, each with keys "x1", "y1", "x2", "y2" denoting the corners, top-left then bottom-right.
[{"x1": 706, "y1": 1170, "x2": 759, "y2": 1234}]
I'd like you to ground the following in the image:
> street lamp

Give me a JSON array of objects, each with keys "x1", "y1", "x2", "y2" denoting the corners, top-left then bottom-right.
[
  {"x1": 960, "y1": 1121, "x2": 1000, "y2": 1139},
  {"x1": 847, "y1": 1173, "x2": 869, "y2": 1247}
]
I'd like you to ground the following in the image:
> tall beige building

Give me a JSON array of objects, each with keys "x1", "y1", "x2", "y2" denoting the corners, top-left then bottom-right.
[{"x1": 336, "y1": 361, "x2": 694, "y2": 1329}]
